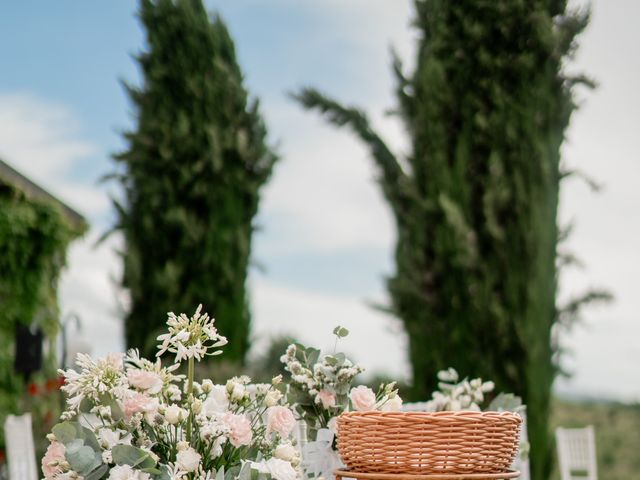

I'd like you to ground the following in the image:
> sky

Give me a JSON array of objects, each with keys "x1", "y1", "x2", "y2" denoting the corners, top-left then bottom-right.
[{"x1": 0, "y1": 1, "x2": 638, "y2": 401}]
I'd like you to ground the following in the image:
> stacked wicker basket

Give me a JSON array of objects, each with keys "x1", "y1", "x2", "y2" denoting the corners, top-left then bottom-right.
[{"x1": 335, "y1": 411, "x2": 522, "y2": 480}]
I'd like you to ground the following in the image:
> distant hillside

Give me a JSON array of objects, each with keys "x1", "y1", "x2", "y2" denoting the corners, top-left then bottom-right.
[{"x1": 550, "y1": 399, "x2": 640, "y2": 480}]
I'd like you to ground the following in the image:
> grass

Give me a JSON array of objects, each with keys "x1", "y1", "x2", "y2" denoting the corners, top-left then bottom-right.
[{"x1": 549, "y1": 399, "x2": 640, "y2": 480}]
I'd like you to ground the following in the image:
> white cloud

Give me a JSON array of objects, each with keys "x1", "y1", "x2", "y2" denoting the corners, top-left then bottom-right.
[
  {"x1": 0, "y1": 92, "x2": 107, "y2": 218},
  {"x1": 249, "y1": 274, "x2": 410, "y2": 381}
]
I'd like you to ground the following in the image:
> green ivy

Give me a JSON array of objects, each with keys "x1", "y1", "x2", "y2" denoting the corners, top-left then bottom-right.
[{"x1": 0, "y1": 181, "x2": 85, "y2": 449}]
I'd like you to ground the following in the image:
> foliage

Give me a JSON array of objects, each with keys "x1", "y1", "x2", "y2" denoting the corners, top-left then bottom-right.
[
  {"x1": 294, "y1": 2, "x2": 595, "y2": 478},
  {"x1": 0, "y1": 181, "x2": 84, "y2": 449},
  {"x1": 280, "y1": 327, "x2": 401, "y2": 441},
  {"x1": 110, "y1": 0, "x2": 277, "y2": 361}
]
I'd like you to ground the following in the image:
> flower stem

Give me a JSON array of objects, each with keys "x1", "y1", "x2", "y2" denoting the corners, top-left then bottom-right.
[{"x1": 186, "y1": 356, "x2": 194, "y2": 442}]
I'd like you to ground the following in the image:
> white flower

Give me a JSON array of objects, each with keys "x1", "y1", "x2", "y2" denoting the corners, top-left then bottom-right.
[
  {"x1": 481, "y1": 381, "x2": 495, "y2": 393},
  {"x1": 201, "y1": 379, "x2": 214, "y2": 394},
  {"x1": 108, "y1": 464, "x2": 151, "y2": 480},
  {"x1": 251, "y1": 458, "x2": 297, "y2": 480},
  {"x1": 203, "y1": 385, "x2": 229, "y2": 415},
  {"x1": 380, "y1": 395, "x2": 403, "y2": 412},
  {"x1": 274, "y1": 443, "x2": 297, "y2": 462},
  {"x1": 165, "y1": 404, "x2": 187, "y2": 424},
  {"x1": 437, "y1": 368, "x2": 459, "y2": 383},
  {"x1": 176, "y1": 447, "x2": 201, "y2": 472},
  {"x1": 230, "y1": 383, "x2": 246, "y2": 402},
  {"x1": 127, "y1": 369, "x2": 163, "y2": 394},
  {"x1": 264, "y1": 389, "x2": 283, "y2": 407},
  {"x1": 156, "y1": 305, "x2": 228, "y2": 363},
  {"x1": 98, "y1": 428, "x2": 131, "y2": 449},
  {"x1": 349, "y1": 386, "x2": 376, "y2": 411},
  {"x1": 164, "y1": 464, "x2": 187, "y2": 480},
  {"x1": 58, "y1": 352, "x2": 127, "y2": 412}
]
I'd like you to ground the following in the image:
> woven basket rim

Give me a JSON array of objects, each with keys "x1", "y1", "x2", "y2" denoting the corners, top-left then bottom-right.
[{"x1": 339, "y1": 410, "x2": 522, "y2": 422}]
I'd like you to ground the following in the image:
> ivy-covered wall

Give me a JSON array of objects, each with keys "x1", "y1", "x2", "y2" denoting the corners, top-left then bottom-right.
[{"x1": 0, "y1": 179, "x2": 85, "y2": 449}]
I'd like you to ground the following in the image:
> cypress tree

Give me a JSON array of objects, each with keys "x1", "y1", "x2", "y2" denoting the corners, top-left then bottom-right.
[
  {"x1": 295, "y1": 2, "x2": 593, "y2": 477},
  {"x1": 111, "y1": 0, "x2": 277, "y2": 361}
]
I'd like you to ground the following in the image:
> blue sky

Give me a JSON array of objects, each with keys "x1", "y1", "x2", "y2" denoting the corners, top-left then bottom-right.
[{"x1": 0, "y1": 1, "x2": 638, "y2": 400}]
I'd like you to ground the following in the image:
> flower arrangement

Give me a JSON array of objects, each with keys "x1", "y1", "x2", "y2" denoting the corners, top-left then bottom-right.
[
  {"x1": 42, "y1": 306, "x2": 300, "y2": 480},
  {"x1": 423, "y1": 367, "x2": 524, "y2": 414},
  {"x1": 280, "y1": 327, "x2": 401, "y2": 480},
  {"x1": 280, "y1": 326, "x2": 402, "y2": 438}
]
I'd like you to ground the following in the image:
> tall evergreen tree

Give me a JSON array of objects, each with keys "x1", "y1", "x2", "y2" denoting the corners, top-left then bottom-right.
[
  {"x1": 111, "y1": 0, "x2": 277, "y2": 361},
  {"x1": 295, "y1": 2, "x2": 594, "y2": 478}
]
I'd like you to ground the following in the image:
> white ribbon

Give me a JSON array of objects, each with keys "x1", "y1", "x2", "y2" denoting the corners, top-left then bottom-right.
[{"x1": 301, "y1": 428, "x2": 344, "y2": 480}]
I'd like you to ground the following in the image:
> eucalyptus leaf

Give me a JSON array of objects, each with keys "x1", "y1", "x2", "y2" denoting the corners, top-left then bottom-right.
[
  {"x1": 488, "y1": 393, "x2": 523, "y2": 412},
  {"x1": 333, "y1": 326, "x2": 349, "y2": 338},
  {"x1": 81, "y1": 426, "x2": 102, "y2": 451},
  {"x1": 112, "y1": 444, "x2": 154, "y2": 467},
  {"x1": 324, "y1": 355, "x2": 337, "y2": 366},
  {"x1": 66, "y1": 445, "x2": 101, "y2": 475},
  {"x1": 141, "y1": 467, "x2": 162, "y2": 474},
  {"x1": 85, "y1": 463, "x2": 109, "y2": 480},
  {"x1": 306, "y1": 348, "x2": 320, "y2": 366},
  {"x1": 52, "y1": 422, "x2": 77, "y2": 444}
]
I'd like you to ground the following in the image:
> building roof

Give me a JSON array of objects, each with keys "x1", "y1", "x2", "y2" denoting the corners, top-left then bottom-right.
[{"x1": 0, "y1": 157, "x2": 86, "y2": 230}]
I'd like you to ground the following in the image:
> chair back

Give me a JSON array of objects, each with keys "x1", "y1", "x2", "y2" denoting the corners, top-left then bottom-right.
[
  {"x1": 3, "y1": 414, "x2": 39, "y2": 480},
  {"x1": 555, "y1": 426, "x2": 597, "y2": 480}
]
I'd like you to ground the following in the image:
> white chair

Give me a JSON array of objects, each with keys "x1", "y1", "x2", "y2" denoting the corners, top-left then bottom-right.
[
  {"x1": 555, "y1": 426, "x2": 598, "y2": 480},
  {"x1": 3, "y1": 414, "x2": 38, "y2": 480}
]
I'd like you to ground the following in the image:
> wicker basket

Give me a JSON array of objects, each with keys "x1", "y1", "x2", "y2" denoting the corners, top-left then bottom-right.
[{"x1": 336, "y1": 411, "x2": 522, "y2": 475}]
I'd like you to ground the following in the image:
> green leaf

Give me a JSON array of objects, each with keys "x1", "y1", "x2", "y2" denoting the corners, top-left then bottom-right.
[
  {"x1": 112, "y1": 444, "x2": 156, "y2": 469},
  {"x1": 66, "y1": 443, "x2": 101, "y2": 476},
  {"x1": 52, "y1": 422, "x2": 77, "y2": 444},
  {"x1": 324, "y1": 355, "x2": 337, "y2": 366},
  {"x1": 306, "y1": 347, "x2": 320, "y2": 366},
  {"x1": 80, "y1": 426, "x2": 102, "y2": 452},
  {"x1": 85, "y1": 464, "x2": 109, "y2": 480},
  {"x1": 333, "y1": 326, "x2": 349, "y2": 338},
  {"x1": 141, "y1": 467, "x2": 162, "y2": 474},
  {"x1": 487, "y1": 393, "x2": 524, "y2": 412}
]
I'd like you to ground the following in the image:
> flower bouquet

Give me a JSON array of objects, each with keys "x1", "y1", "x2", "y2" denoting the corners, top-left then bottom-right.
[
  {"x1": 42, "y1": 306, "x2": 300, "y2": 480},
  {"x1": 280, "y1": 327, "x2": 401, "y2": 480}
]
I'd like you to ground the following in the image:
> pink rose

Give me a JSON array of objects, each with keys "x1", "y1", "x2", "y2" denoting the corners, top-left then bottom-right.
[
  {"x1": 223, "y1": 413, "x2": 253, "y2": 447},
  {"x1": 316, "y1": 390, "x2": 336, "y2": 409},
  {"x1": 122, "y1": 392, "x2": 159, "y2": 418},
  {"x1": 266, "y1": 406, "x2": 296, "y2": 438},
  {"x1": 127, "y1": 369, "x2": 163, "y2": 394},
  {"x1": 41, "y1": 441, "x2": 65, "y2": 479},
  {"x1": 349, "y1": 386, "x2": 376, "y2": 411}
]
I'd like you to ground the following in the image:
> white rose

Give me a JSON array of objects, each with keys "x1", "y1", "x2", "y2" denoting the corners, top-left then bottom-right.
[
  {"x1": 380, "y1": 395, "x2": 403, "y2": 412},
  {"x1": 274, "y1": 444, "x2": 296, "y2": 462},
  {"x1": 203, "y1": 385, "x2": 229, "y2": 415},
  {"x1": 164, "y1": 404, "x2": 186, "y2": 424},
  {"x1": 231, "y1": 383, "x2": 246, "y2": 401},
  {"x1": 349, "y1": 386, "x2": 376, "y2": 411},
  {"x1": 108, "y1": 464, "x2": 151, "y2": 480},
  {"x1": 202, "y1": 379, "x2": 214, "y2": 394},
  {"x1": 176, "y1": 447, "x2": 201, "y2": 473},
  {"x1": 265, "y1": 458, "x2": 297, "y2": 480},
  {"x1": 98, "y1": 428, "x2": 120, "y2": 449},
  {"x1": 264, "y1": 390, "x2": 282, "y2": 407},
  {"x1": 192, "y1": 399, "x2": 203, "y2": 415}
]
